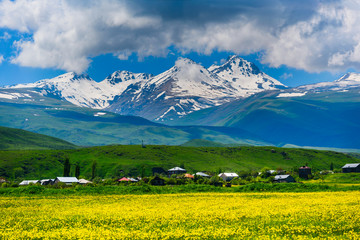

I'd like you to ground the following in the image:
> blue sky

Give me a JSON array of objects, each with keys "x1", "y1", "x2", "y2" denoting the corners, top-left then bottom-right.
[{"x1": 0, "y1": 0, "x2": 359, "y2": 87}]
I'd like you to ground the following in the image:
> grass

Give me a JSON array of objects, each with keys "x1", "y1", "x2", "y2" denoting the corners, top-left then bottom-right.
[
  {"x1": 0, "y1": 144, "x2": 357, "y2": 180},
  {"x1": 0, "y1": 126, "x2": 77, "y2": 150}
]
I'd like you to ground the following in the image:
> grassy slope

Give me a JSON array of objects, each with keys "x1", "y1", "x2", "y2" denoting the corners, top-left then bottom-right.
[
  {"x1": 0, "y1": 145, "x2": 356, "y2": 180},
  {"x1": 0, "y1": 126, "x2": 77, "y2": 150},
  {"x1": 0, "y1": 89, "x2": 268, "y2": 146},
  {"x1": 170, "y1": 90, "x2": 360, "y2": 149}
]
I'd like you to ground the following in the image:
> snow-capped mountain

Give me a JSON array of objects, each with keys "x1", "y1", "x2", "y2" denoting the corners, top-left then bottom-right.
[
  {"x1": 3, "y1": 56, "x2": 287, "y2": 121},
  {"x1": 105, "y1": 58, "x2": 239, "y2": 120},
  {"x1": 209, "y1": 55, "x2": 286, "y2": 96},
  {"x1": 8, "y1": 72, "x2": 109, "y2": 108},
  {"x1": 277, "y1": 72, "x2": 360, "y2": 98},
  {"x1": 297, "y1": 72, "x2": 360, "y2": 92}
]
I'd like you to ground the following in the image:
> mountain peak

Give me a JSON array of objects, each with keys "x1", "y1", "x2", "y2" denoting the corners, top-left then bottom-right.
[
  {"x1": 336, "y1": 72, "x2": 360, "y2": 82},
  {"x1": 174, "y1": 57, "x2": 198, "y2": 67}
]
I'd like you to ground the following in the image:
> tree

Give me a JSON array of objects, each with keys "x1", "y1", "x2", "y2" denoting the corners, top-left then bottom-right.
[
  {"x1": 75, "y1": 162, "x2": 80, "y2": 179},
  {"x1": 63, "y1": 158, "x2": 70, "y2": 177},
  {"x1": 330, "y1": 162, "x2": 334, "y2": 171},
  {"x1": 91, "y1": 160, "x2": 97, "y2": 180}
]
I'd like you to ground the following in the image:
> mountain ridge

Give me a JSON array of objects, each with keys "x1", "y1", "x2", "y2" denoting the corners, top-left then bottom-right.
[{"x1": 3, "y1": 56, "x2": 286, "y2": 121}]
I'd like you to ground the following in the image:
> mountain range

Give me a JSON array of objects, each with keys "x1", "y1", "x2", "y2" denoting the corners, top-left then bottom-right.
[
  {"x1": 4, "y1": 55, "x2": 285, "y2": 122},
  {"x1": 1, "y1": 56, "x2": 360, "y2": 149}
]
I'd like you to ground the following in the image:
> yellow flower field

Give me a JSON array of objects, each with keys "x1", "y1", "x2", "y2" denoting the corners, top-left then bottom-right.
[{"x1": 1, "y1": 192, "x2": 360, "y2": 239}]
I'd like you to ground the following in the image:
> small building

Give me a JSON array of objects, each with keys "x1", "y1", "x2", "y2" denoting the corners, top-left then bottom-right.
[
  {"x1": 184, "y1": 173, "x2": 194, "y2": 179},
  {"x1": 195, "y1": 172, "x2": 211, "y2": 178},
  {"x1": 342, "y1": 163, "x2": 360, "y2": 173},
  {"x1": 40, "y1": 179, "x2": 54, "y2": 185},
  {"x1": 0, "y1": 177, "x2": 8, "y2": 183},
  {"x1": 299, "y1": 166, "x2": 311, "y2": 179},
  {"x1": 274, "y1": 175, "x2": 295, "y2": 183},
  {"x1": 218, "y1": 173, "x2": 239, "y2": 182},
  {"x1": 78, "y1": 179, "x2": 93, "y2": 185},
  {"x1": 128, "y1": 177, "x2": 138, "y2": 182},
  {"x1": 118, "y1": 177, "x2": 130, "y2": 182},
  {"x1": 149, "y1": 176, "x2": 165, "y2": 186},
  {"x1": 54, "y1": 177, "x2": 79, "y2": 185},
  {"x1": 19, "y1": 180, "x2": 40, "y2": 186},
  {"x1": 168, "y1": 167, "x2": 187, "y2": 176}
]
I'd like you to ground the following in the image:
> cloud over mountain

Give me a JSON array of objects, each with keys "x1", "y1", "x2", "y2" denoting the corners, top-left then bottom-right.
[{"x1": 0, "y1": 0, "x2": 360, "y2": 73}]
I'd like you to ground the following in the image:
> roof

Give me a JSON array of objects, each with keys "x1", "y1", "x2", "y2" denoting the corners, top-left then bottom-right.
[
  {"x1": 299, "y1": 166, "x2": 311, "y2": 169},
  {"x1": 78, "y1": 179, "x2": 92, "y2": 184},
  {"x1": 168, "y1": 167, "x2": 186, "y2": 171},
  {"x1": 195, "y1": 172, "x2": 210, "y2": 177},
  {"x1": 19, "y1": 180, "x2": 39, "y2": 185},
  {"x1": 218, "y1": 173, "x2": 239, "y2": 177},
  {"x1": 55, "y1": 177, "x2": 79, "y2": 183},
  {"x1": 118, "y1": 177, "x2": 130, "y2": 181},
  {"x1": 184, "y1": 173, "x2": 194, "y2": 178},
  {"x1": 342, "y1": 163, "x2": 360, "y2": 168},
  {"x1": 128, "y1": 178, "x2": 138, "y2": 182},
  {"x1": 274, "y1": 175, "x2": 292, "y2": 180}
]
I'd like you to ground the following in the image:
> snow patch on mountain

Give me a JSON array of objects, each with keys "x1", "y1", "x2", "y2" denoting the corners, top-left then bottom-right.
[
  {"x1": 296, "y1": 72, "x2": 360, "y2": 92},
  {"x1": 210, "y1": 55, "x2": 286, "y2": 97}
]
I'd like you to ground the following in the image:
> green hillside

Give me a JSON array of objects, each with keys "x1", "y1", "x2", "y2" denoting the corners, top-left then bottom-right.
[
  {"x1": 0, "y1": 126, "x2": 77, "y2": 150},
  {"x1": 0, "y1": 145, "x2": 356, "y2": 180},
  {"x1": 0, "y1": 88, "x2": 268, "y2": 146},
  {"x1": 170, "y1": 89, "x2": 360, "y2": 149}
]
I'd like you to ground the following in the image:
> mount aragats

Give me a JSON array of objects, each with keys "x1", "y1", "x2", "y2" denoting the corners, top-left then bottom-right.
[{"x1": 1, "y1": 56, "x2": 360, "y2": 149}]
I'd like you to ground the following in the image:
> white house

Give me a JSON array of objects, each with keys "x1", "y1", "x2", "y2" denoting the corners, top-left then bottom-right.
[
  {"x1": 218, "y1": 173, "x2": 239, "y2": 181},
  {"x1": 78, "y1": 179, "x2": 92, "y2": 185},
  {"x1": 195, "y1": 172, "x2": 211, "y2": 178},
  {"x1": 54, "y1": 177, "x2": 79, "y2": 185},
  {"x1": 19, "y1": 180, "x2": 40, "y2": 186}
]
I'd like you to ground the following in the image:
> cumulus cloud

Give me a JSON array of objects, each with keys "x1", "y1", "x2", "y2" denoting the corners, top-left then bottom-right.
[
  {"x1": 0, "y1": 55, "x2": 4, "y2": 64},
  {"x1": 0, "y1": 0, "x2": 359, "y2": 73}
]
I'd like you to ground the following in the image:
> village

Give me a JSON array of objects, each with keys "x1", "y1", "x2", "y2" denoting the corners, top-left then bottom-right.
[{"x1": 2, "y1": 162, "x2": 359, "y2": 188}]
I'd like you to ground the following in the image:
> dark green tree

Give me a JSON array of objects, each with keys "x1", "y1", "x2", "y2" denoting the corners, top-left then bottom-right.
[
  {"x1": 75, "y1": 162, "x2": 80, "y2": 179},
  {"x1": 91, "y1": 160, "x2": 97, "y2": 180},
  {"x1": 63, "y1": 158, "x2": 70, "y2": 177},
  {"x1": 330, "y1": 162, "x2": 334, "y2": 171}
]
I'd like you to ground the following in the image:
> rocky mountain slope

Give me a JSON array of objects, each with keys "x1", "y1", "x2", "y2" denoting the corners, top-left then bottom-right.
[{"x1": 4, "y1": 56, "x2": 286, "y2": 121}]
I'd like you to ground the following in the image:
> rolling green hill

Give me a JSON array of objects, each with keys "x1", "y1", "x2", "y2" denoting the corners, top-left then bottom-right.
[
  {"x1": 170, "y1": 89, "x2": 360, "y2": 149},
  {"x1": 0, "y1": 126, "x2": 77, "y2": 150},
  {"x1": 0, "y1": 88, "x2": 268, "y2": 146},
  {"x1": 0, "y1": 145, "x2": 356, "y2": 180}
]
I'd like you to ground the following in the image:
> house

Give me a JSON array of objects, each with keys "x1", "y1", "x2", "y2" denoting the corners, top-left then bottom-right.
[
  {"x1": 218, "y1": 173, "x2": 239, "y2": 181},
  {"x1": 149, "y1": 176, "x2": 165, "y2": 186},
  {"x1": 40, "y1": 179, "x2": 54, "y2": 185},
  {"x1": 184, "y1": 173, "x2": 194, "y2": 179},
  {"x1": 54, "y1": 177, "x2": 79, "y2": 185},
  {"x1": 118, "y1": 177, "x2": 130, "y2": 182},
  {"x1": 19, "y1": 180, "x2": 40, "y2": 186},
  {"x1": 274, "y1": 175, "x2": 295, "y2": 183},
  {"x1": 195, "y1": 172, "x2": 211, "y2": 178},
  {"x1": 78, "y1": 179, "x2": 92, "y2": 185},
  {"x1": 0, "y1": 177, "x2": 8, "y2": 183},
  {"x1": 168, "y1": 167, "x2": 187, "y2": 176},
  {"x1": 342, "y1": 163, "x2": 360, "y2": 173},
  {"x1": 299, "y1": 166, "x2": 312, "y2": 179},
  {"x1": 128, "y1": 178, "x2": 138, "y2": 182}
]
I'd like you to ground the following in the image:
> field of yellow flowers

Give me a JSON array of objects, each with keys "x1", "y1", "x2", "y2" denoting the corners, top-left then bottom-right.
[{"x1": 1, "y1": 192, "x2": 360, "y2": 239}]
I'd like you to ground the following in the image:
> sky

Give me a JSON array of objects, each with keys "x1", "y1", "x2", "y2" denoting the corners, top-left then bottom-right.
[{"x1": 0, "y1": 0, "x2": 359, "y2": 87}]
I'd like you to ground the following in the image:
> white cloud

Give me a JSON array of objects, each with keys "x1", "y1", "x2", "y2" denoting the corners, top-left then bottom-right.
[
  {"x1": 0, "y1": 55, "x2": 4, "y2": 64},
  {"x1": 0, "y1": 0, "x2": 360, "y2": 73},
  {"x1": 280, "y1": 73, "x2": 293, "y2": 80}
]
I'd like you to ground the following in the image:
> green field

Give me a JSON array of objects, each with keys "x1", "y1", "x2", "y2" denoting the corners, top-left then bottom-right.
[
  {"x1": 0, "y1": 144, "x2": 356, "y2": 180},
  {"x1": 0, "y1": 126, "x2": 77, "y2": 150}
]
